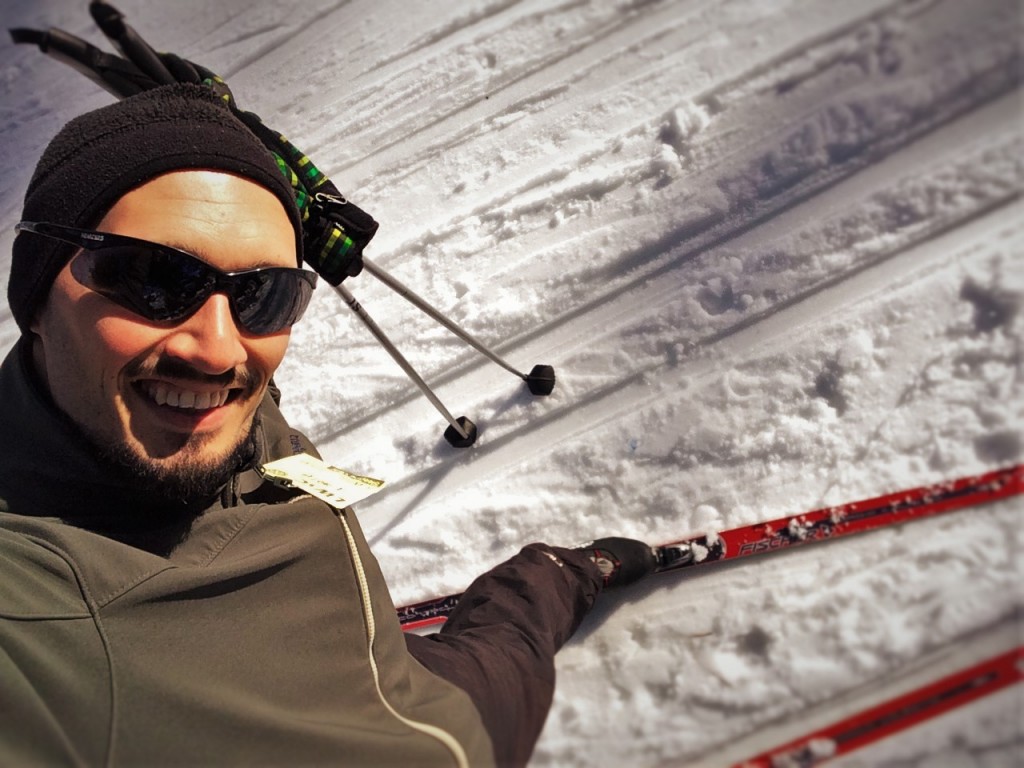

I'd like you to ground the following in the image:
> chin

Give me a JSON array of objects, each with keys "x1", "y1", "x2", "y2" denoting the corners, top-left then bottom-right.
[{"x1": 106, "y1": 426, "x2": 256, "y2": 504}]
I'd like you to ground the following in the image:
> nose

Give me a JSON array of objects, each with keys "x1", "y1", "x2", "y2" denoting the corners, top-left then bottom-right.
[{"x1": 162, "y1": 293, "x2": 247, "y2": 375}]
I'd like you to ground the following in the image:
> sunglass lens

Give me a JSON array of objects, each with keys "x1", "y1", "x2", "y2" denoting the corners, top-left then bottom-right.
[
  {"x1": 70, "y1": 247, "x2": 212, "y2": 322},
  {"x1": 232, "y1": 272, "x2": 315, "y2": 335}
]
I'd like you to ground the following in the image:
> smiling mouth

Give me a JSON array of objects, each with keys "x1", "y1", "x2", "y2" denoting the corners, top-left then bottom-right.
[{"x1": 136, "y1": 381, "x2": 241, "y2": 411}]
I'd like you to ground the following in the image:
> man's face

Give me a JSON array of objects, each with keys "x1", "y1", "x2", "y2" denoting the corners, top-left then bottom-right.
[{"x1": 31, "y1": 170, "x2": 298, "y2": 499}]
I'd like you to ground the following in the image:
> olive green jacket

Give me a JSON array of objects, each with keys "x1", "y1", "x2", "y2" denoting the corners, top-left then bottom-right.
[{"x1": 0, "y1": 339, "x2": 496, "y2": 767}]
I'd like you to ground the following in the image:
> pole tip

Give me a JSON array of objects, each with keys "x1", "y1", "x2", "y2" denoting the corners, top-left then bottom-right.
[
  {"x1": 525, "y1": 364, "x2": 556, "y2": 396},
  {"x1": 444, "y1": 416, "x2": 478, "y2": 448}
]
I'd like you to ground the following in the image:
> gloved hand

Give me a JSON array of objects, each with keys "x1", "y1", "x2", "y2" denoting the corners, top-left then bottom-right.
[{"x1": 575, "y1": 537, "x2": 658, "y2": 588}]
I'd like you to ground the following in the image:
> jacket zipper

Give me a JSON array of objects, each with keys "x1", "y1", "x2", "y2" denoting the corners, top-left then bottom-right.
[{"x1": 334, "y1": 509, "x2": 470, "y2": 768}]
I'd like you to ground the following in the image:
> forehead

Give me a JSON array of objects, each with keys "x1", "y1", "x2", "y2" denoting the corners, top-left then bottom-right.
[{"x1": 94, "y1": 170, "x2": 298, "y2": 271}]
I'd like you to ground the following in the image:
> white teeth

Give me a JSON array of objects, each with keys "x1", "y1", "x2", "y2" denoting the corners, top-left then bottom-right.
[{"x1": 141, "y1": 383, "x2": 230, "y2": 410}]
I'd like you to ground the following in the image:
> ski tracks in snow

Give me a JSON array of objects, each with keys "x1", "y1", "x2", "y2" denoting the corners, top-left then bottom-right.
[
  {"x1": 299, "y1": 0, "x2": 1022, "y2": 527},
  {"x1": 269, "y1": 2, "x2": 1022, "y2": 763}
]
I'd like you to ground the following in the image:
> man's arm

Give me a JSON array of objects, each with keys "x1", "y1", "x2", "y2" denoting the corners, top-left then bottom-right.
[{"x1": 405, "y1": 543, "x2": 602, "y2": 768}]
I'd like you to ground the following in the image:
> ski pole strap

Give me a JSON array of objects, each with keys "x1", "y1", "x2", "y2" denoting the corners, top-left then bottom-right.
[{"x1": 10, "y1": 1, "x2": 378, "y2": 285}]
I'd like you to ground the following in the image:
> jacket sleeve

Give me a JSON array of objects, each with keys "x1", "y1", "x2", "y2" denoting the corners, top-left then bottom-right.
[{"x1": 404, "y1": 543, "x2": 603, "y2": 768}]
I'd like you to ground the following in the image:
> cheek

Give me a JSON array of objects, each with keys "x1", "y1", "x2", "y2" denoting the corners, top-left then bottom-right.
[
  {"x1": 40, "y1": 272, "x2": 158, "y2": 370},
  {"x1": 245, "y1": 332, "x2": 291, "y2": 377},
  {"x1": 91, "y1": 315, "x2": 163, "y2": 365}
]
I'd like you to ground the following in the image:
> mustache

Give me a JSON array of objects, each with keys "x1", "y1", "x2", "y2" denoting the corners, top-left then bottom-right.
[{"x1": 127, "y1": 357, "x2": 261, "y2": 391}]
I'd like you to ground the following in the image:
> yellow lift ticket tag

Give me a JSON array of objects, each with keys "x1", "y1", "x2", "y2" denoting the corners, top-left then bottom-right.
[{"x1": 257, "y1": 454, "x2": 386, "y2": 508}]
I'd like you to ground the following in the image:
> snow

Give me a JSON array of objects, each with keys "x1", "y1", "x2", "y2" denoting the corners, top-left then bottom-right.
[{"x1": 1, "y1": 0, "x2": 1021, "y2": 765}]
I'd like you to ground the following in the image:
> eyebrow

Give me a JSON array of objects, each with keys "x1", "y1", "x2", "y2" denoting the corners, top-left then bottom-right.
[{"x1": 163, "y1": 241, "x2": 292, "y2": 271}]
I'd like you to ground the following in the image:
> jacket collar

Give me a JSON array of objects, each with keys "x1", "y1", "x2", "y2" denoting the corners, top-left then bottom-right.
[{"x1": 0, "y1": 337, "x2": 258, "y2": 552}]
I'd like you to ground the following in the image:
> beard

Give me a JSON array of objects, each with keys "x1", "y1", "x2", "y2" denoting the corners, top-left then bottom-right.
[
  {"x1": 96, "y1": 425, "x2": 256, "y2": 505},
  {"x1": 96, "y1": 355, "x2": 264, "y2": 506}
]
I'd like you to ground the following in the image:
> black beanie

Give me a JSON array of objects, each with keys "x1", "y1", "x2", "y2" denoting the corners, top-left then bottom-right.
[{"x1": 9, "y1": 82, "x2": 304, "y2": 334}]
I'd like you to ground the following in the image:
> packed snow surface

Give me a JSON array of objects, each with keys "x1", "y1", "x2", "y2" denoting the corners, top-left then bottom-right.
[{"x1": 1, "y1": 1, "x2": 1021, "y2": 765}]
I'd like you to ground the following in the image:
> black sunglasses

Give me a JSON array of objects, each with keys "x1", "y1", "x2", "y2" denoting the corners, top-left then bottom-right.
[{"x1": 16, "y1": 221, "x2": 317, "y2": 335}]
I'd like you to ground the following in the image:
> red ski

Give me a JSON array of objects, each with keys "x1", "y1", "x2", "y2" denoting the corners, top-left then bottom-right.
[
  {"x1": 397, "y1": 464, "x2": 1022, "y2": 631},
  {"x1": 733, "y1": 646, "x2": 1023, "y2": 767}
]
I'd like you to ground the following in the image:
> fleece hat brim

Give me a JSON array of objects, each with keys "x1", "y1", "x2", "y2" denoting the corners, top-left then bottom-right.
[{"x1": 9, "y1": 82, "x2": 303, "y2": 334}]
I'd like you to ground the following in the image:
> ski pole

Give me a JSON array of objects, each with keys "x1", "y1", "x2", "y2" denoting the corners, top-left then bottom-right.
[
  {"x1": 335, "y1": 284, "x2": 477, "y2": 447},
  {"x1": 362, "y1": 257, "x2": 555, "y2": 396}
]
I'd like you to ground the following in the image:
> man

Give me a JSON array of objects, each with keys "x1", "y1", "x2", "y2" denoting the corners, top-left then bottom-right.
[{"x1": 0, "y1": 84, "x2": 657, "y2": 766}]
